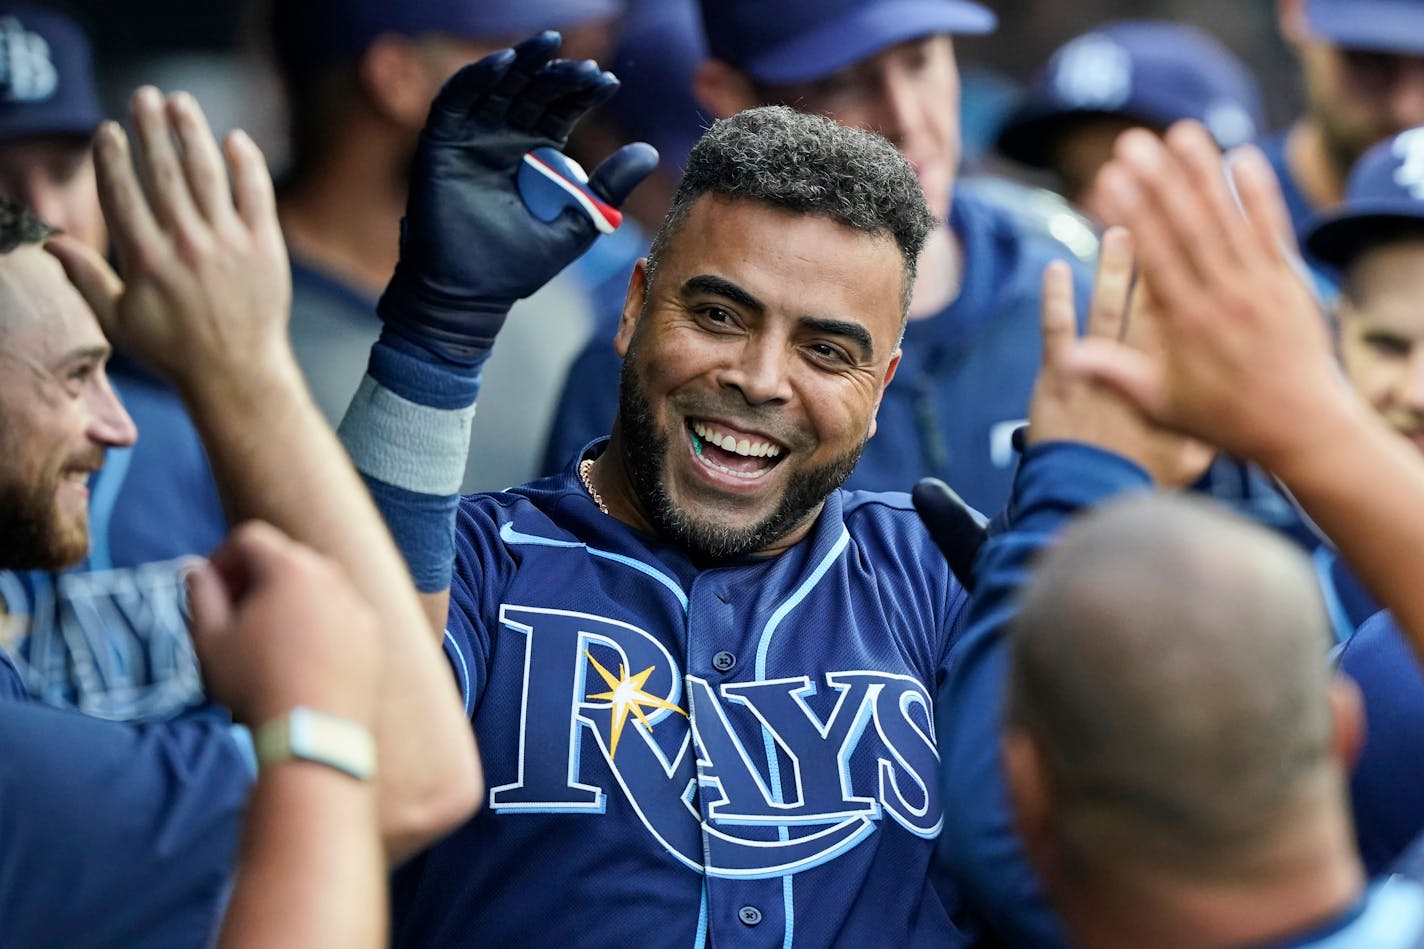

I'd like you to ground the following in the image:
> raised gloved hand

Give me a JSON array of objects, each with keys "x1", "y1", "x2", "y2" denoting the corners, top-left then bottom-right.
[
  {"x1": 912, "y1": 478, "x2": 990, "y2": 593},
  {"x1": 378, "y1": 31, "x2": 659, "y2": 366}
]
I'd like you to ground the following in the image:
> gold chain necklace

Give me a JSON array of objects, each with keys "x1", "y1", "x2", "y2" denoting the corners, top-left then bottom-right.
[{"x1": 578, "y1": 458, "x2": 608, "y2": 515}]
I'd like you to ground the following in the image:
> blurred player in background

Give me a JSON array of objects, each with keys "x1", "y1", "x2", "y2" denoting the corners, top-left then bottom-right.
[
  {"x1": 994, "y1": 20, "x2": 1264, "y2": 223},
  {"x1": 1, "y1": 79, "x2": 481, "y2": 943},
  {"x1": 0, "y1": 1, "x2": 226, "y2": 720},
  {"x1": 1267, "y1": 0, "x2": 1424, "y2": 279},
  {"x1": 1299, "y1": 126, "x2": 1424, "y2": 877}
]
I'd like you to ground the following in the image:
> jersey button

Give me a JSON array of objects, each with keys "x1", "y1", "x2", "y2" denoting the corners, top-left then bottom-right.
[
  {"x1": 712, "y1": 651, "x2": 737, "y2": 672},
  {"x1": 738, "y1": 906, "x2": 762, "y2": 926}
]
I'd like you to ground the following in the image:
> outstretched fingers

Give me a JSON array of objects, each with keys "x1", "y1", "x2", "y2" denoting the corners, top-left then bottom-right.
[
  {"x1": 166, "y1": 91, "x2": 236, "y2": 230},
  {"x1": 128, "y1": 86, "x2": 204, "y2": 236},
  {"x1": 1085, "y1": 226, "x2": 1134, "y2": 341},
  {"x1": 92, "y1": 120, "x2": 164, "y2": 277},
  {"x1": 224, "y1": 129, "x2": 281, "y2": 245},
  {"x1": 1038, "y1": 259, "x2": 1078, "y2": 368},
  {"x1": 1229, "y1": 145, "x2": 1300, "y2": 266}
]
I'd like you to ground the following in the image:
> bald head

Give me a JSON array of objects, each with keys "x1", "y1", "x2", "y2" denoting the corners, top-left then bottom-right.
[{"x1": 1007, "y1": 493, "x2": 1337, "y2": 880}]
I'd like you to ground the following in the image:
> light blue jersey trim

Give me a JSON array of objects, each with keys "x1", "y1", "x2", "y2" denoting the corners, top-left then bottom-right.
[
  {"x1": 751, "y1": 526, "x2": 851, "y2": 949},
  {"x1": 442, "y1": 627, "x2": 475, "y2": 716},
  {"x1": 85, "y1": 444, "x2": 133, "y2": 571},
  {"x1": 499, "y1": 522, "x2": 689, "y2": 611},
  {"x1": 1305, "y1": 877, "x2": 1424, "y2": 948},
  {"x1": 1312, "y1": 546, "x2": 1354, "y2": 645},
  {"x1": 228, "y1": 723, "x2": 257, "y2": 778},
  {"x1": 693, "y1": 882, "x2": 708, "y2": 949}
]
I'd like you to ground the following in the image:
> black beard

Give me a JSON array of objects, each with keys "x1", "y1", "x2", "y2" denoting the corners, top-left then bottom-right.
[{"x1": 615, "y1": 345, "x2": 866, "y2": 562}]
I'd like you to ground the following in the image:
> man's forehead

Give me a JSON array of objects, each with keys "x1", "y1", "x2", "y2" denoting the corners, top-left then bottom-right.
[{"x1": 0, "y1": 245, "x2": 104, "y2": 353}]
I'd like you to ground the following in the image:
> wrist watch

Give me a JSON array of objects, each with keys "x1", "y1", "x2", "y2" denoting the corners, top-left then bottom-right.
[{"x1": 254, "y1": 706, "x2": 377, "y2": 781}]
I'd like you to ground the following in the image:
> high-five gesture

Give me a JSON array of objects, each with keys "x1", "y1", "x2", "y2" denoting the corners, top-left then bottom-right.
[
  {"x1": 1072, "y1": 120, "x2": 1424, "y2": 658},
  {"x1": 1072, "y1": 123, "x2": 1349, "y2": 469},
  {"x1": 48, "y1": 87, "x2": 293, "y2": 402},
  {"x1": 378, "y1": 31, "x2": 658, "y2": 366}
]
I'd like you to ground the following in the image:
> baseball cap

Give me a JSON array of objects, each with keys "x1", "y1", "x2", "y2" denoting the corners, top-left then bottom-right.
[
  {"x1": 0, "y1": 4, "x2": 101, "y2": 142},
  {"x1": 609, "y1": 0, "x2": 707, "y2": 172},
  {"x1": 1305, "y1": 0, "x2": 1424, "y2": 56},
  {"x1": 274, "y1": 0, "x2": 624, "y2": 73},
  {"x1": 700, "y1": 0, "x2": 996, "y2": 86},
  {"x1": 996, "y1": 20, "x2": 1264, "y2": 168},
  {"x1": 1303, "y1": 126, "x2": 1424, "y2": 268}
]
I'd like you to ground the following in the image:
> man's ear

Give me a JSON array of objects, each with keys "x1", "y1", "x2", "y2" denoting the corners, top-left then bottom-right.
[
  {"x1": 359, "y1": 34, "x2": 441, "y2": 129},
  {"x1": 867, "y1": 348, "x2": 902, "y2": 439},
  {"x1": 614, "y1": 258, "x2": 651, "y2": 358},
  {"x1": 1328, "y1": 673, "x2": 1366, "y2": 771},
  {"x1": 1003, "y1": 729, "x2": 1056, "y2": 873},
  {"x1": 694, "y1": 59, "x2": 761, "y2": 120}
]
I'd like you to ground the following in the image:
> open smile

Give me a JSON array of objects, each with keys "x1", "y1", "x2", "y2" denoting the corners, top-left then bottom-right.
[{"x1": 687, "y1": 419, "x2": 787, "y2": 482}]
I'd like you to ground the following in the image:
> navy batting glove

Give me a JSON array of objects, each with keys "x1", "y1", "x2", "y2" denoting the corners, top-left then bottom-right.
[
  {"x1": 378, "y1": 31, "x2": 659, "y2": 366},
  {"x1": 912, "y1": 478, "x2": 990, "y2": 593}
]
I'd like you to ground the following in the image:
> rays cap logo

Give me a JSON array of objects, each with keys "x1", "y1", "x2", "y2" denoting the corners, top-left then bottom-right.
[
  {"x1": 0, "y1": 5, "x2": 102, "y2": 142},
  {"x1": 1050, "y1": 33, "x2": 1134, "y2": 110},
  {"x1": 997, "y1": 20, "x2": 1265, "y2": 169},
  {"x1": 0, "y1": 15, "x2": 55, "y2": 102},
  {"x1": 1304, "y1": 125, "x2": 1424, "y2": 270}
]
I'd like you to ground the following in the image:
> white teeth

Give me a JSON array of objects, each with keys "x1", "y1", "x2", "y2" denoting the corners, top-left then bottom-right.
[{"x1": 691, "y1": 421, "x2": 783, "y2": 459}]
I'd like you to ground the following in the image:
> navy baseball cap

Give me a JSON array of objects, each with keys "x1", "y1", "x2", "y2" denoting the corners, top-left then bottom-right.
[
  {"x1": 700, "y1": 0, "x2": 996, "y2": 86},
  {"x1": 1305, "y1": 0, "x2": 1424, "y2": 56},
  {"x1": 274, "y1": 0, "x2": 623, "y2": 72},
  {"x1": 1304, "y1": 126, "x2": 1424, "y2": 268},
  {"x1": 0, "y1": 4, "x2": 101, "y2": 142},
  {"x1": 997, "y1": 21, "x2": 1264, "y2": 168}
]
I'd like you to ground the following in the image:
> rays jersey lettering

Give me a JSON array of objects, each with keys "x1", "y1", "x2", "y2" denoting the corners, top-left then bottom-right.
[
  {"x1": 488, "y1": 605, "x2": 940, "y2": 876},
  {"x1": 404, "y1": 475, "x2": 971, "y2": 947}
]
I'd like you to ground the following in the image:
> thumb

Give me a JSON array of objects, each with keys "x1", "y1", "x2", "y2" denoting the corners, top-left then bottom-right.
[
  {"x1": 911, "y1": 478, "x2": 989, "y2": 593},
  {"x1": 45, "y1": 235, "x2": 122, "y2": 335},
  {"x1": 1064, "y1": 338, "x2": 1168, "y2": 423},
  {"x1": 588, "y1": 142, "x2": 660, "y2": 208},
  {"x1": 186, "y1": 558, "x2": 235, "y2": 665}
]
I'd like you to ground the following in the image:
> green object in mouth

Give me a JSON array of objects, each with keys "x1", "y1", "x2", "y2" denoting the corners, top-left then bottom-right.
[{"x1": 691, "y1": 430, "x2": 704, "y2": 456}]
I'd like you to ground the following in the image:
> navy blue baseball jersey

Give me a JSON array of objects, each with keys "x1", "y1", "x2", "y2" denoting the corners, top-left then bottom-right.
[
  {"x1": 1338, "y1": 610, "x2": 1424, "y2": 875},
  {"x1": 0, "y1": 691, "x2": 248, "y2": 948},
  {"x1": 936, "y1": 440, "x2": 1155, "y2": 947},
  {"x1": 392, "y1": 443, "x2": 974, "y2": 947},
  {"x1": 542, "y1": 179, "x2": 1096, "y2": 514}
]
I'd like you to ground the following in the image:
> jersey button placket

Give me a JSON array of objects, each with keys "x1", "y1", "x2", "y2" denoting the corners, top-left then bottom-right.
[
  {"x1": 738, "y1": 906, "x2": 763, "y2": 926},
  {"x1": 712, "y1": 650, "x2": 736, "y2": 672}
]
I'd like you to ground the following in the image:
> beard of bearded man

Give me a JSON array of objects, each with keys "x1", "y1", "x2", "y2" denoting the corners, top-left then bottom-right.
[
  {"x1": 0, "y1": 446, "x2": 97, "y2": 572},
  {"x1": 615, "y1": 337, "x2": 868, "y2": 563}
]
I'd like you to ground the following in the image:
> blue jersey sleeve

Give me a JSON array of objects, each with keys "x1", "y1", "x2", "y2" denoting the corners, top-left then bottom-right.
[
  {"x1": 0, "y1": 697, "x2": 248, "y2": 947},
  {"x1": 443, "y1": 495, "x2": 523, "y2": 715},
  {"x1": 936, "y1": 441, "x2": 1152, "y2": 946},
  {"x1": 1339, "y1": 610, "x2": 1424, "y2": 875}
]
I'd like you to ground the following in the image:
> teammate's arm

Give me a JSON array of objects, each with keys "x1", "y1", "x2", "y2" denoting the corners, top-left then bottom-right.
[
  {"x1": 1074, "y1": 121, "x2": 1424, "y2": 657},
  {"x1": 48, "y1": 87, "x2": 479, "y2": 861},
  {"x1": 191, "y1": 524, "x2": 385, "y2": 949}
]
